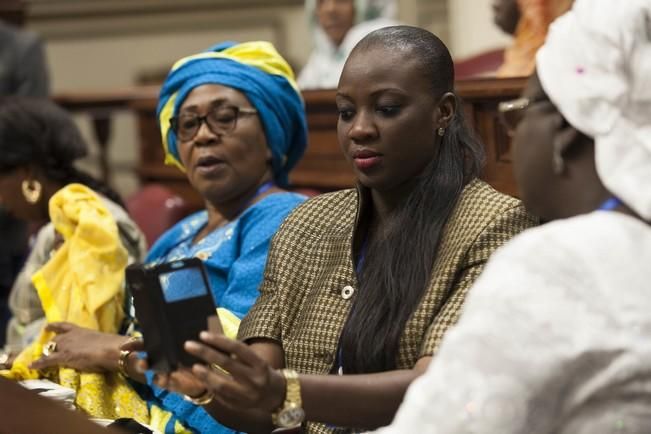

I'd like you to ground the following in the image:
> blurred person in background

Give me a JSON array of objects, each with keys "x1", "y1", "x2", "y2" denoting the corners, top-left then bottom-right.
[
  {"x1": 298, "y1": 0, "x2": 398, "y2": 89},
  {"x1": 494, "y1": 0, "x2": 573, "y2": 77},
  {"x1": 0, "y1": 16, "x2": 50, "y2": 349}
]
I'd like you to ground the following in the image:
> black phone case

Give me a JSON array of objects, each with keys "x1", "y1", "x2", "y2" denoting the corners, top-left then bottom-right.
[{"x1": 126, "y1": 258, "x2": 217, "y2": 372}]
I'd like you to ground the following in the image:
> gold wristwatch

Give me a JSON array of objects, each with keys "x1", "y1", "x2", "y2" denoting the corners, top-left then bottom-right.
[{"x1": 271, "y1": 369, "x2": 305, "y2": 428}]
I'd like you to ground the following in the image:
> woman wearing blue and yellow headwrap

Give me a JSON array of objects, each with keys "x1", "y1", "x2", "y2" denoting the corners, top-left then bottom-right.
[{"x1": 28, "y1": 41, "x2": 308, "y2": 434}]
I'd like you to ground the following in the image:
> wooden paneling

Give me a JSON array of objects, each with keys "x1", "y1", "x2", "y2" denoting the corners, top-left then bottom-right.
[
  {"x1": 0, "y1": 0, "x2": 26, "y2": 26},
  {"x1": 55, "y1": 77, "x2": 527, "y2": 211}
]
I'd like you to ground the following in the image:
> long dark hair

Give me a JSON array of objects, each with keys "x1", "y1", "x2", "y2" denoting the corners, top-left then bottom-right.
[
  {"x1": 0, "y1": 96, "x2": 125, "y2": 208},
  {"x1": 339, "y1": 26, "x2": 485, "y2": 374}
]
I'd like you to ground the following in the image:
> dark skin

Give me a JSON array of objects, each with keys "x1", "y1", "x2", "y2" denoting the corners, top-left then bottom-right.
[
  {"x1": 0, "y1": 165, "x2": 62, "y2": 223},
  {"x1": 29, "y1": 84, "x2": 281, "y2": 381},
  {"x1": 317, "y1": 0, "x2": 356, "y2": 46},
  {"x1": 492, "y1": 0, "x2": 521, "y2": 35},
  {"x1": 513, "y1": 72, "x2": 615, "y2": 220},
  {"x1": 146, "y1": 44, "x2": 456, "y2": 432}
]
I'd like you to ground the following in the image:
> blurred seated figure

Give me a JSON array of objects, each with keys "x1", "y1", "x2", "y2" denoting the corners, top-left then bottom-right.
[
  {"x1": 0, "y1": 97, "x2": 146, "y2": 365},
  {"x1": 495, "y1": 0, "x2": 573, "y2": 77},
  {"x1": 0, "y1": 16, "x2": 50, "y2": 348},
  {"x1": 298, "y1": 0, "x2": 398, "y2": 89},
  {"x1": 375, "y1": 1, "x2": 651, "y2": 432},
  {"x1": 0, "y1": 97, "x2": 148, "y2": 423}
]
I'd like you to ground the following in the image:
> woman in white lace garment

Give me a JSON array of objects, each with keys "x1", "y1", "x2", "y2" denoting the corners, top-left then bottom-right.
[
  {"x1": 375, "y1": 0, "x2": 651, "y2": 433},
  {"x1": 298, "y1": 0, "x2": 398, "y2": 89}
]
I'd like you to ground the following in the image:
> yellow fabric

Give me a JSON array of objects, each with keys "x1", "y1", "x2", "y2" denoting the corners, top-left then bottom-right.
[
  {"x1": 0, "y1": 184, "x2": 149, "y2": 423},
  {"x1": 497, "y1": 0, "x2": 574, "y2": 77},
  {"x1": 159, "y1": 41, "x2": 299, "y2": 170}
]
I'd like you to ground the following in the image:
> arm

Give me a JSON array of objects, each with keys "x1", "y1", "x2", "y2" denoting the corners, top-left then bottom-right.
[
  {"x1": 4, "y1": 224, "x2": 58, "y2": 361},
  {"x1": 165, "y1": 335, "x2": 432, "y2": 432}
]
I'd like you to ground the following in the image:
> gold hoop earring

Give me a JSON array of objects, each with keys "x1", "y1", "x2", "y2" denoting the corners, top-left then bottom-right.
[
  {"x1": 22, "y1": 179, "x2": 42, "y2": 204},
  {"x1": 437, "y1": 127, "x2": 445, "y2": 137}
]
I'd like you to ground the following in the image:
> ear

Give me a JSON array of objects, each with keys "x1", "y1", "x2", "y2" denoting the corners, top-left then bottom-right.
[
  {"x1": 551, "y1": 124, "x2": 582, "y2": 175},
  {"x1": 434, "y1": 92, "x2": 457, "y2": 130}
]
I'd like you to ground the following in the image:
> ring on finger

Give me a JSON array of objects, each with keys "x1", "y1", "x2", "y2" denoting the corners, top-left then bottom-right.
[
  {"x1": 43, "y1": 341, "x2": 57, "y2": 357},
  {"x1": 210, "y1": 363, "x2": 230, "y2": 376}
]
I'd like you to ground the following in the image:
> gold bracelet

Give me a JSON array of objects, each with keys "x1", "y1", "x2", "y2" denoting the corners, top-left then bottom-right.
[
  {"x1": 183, "y1": 389, "x2": 215, "y2": 406},
  {"x1": 117, "y1": 349, "x2": 131, "y2": 378}
]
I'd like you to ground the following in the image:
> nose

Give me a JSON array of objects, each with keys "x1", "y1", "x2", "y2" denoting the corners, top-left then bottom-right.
[
  {"x1": 347, "y1": 110, "x2": 378, "y2": 143},
  {"x1": 192, "y1": 118, "x2": 220, "y2": 146}
]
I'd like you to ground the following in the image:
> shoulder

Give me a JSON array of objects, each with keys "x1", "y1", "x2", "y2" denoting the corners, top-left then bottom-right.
[
  {"x1": 274, "y1": 189, "x2": 357, "y2": 237},
  {"x1": 243, "y1": 192, "x2": 306, "y2": 219},
  {"x1": 236, "y1": 192, "x2": 307, "y2": 239},
  {"x1": 457, "y1": 178, "x2": 525, "y2": 218},
  {"x1": 444, "y1": 179, "x2": 537, "y2": 246},
  {"x1": 491, "y1": 211, "x2": 651, "y2": 266}
]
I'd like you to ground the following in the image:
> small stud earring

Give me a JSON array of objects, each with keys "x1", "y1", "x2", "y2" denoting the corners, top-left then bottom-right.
[
  {"x1": 22, "y1": 179, "x2": 42, "y2": 204},
  {"x1": 437, "y1": 127, "x2": 445, "y2": 137}
]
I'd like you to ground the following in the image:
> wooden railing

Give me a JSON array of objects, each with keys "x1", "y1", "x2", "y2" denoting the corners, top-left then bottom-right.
[{"x1": 53, "y1": 77, "x2": 527, "y2": 211}]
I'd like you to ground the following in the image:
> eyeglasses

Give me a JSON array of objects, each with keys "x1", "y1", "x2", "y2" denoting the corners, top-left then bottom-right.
[
  {"x1": 497, "y1": 97, "x2": 531, "y2": 137},
  {"x1": 170, "y1": 105, "x2": 258, "y2": 142}
]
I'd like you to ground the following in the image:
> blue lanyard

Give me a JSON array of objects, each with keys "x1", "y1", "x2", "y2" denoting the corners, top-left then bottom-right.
[{"x1": 598, "y1": 197, "x2": 622, "y2": 211}]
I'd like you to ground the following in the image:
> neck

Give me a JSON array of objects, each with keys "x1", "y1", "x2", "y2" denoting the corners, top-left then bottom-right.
[
  {"x1": 562, "y1": 187, "x2": 611, "y2": 219},
  {"x1": 38, "y1": 179, "x2": 64, "y2": 221},
  {"x1": 203, "y1": 172, "x2": 275, "y2": 234}
]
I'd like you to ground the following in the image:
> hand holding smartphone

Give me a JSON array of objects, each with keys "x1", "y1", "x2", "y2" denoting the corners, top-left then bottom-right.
[{"x1": 126, "y1": 258, "x2": 222, "y2": 372}]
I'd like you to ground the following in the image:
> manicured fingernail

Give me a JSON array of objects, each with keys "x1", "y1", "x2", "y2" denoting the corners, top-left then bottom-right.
[
  {"x1": 185, "y1": 341, "x2": 200, "y2": 351},
  {"x1": 200, "y1": 331, "x2": 210, "y2": 340}
]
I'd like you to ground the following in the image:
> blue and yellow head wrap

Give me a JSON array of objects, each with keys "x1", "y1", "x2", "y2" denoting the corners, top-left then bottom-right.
[{"x1": 157, "y1": 41, "x2": 308, "y2": 187}]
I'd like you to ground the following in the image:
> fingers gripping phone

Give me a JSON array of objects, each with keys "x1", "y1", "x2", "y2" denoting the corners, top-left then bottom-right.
[{"x1": 126, "y1": 258, "x2": 222, "y2": 372}]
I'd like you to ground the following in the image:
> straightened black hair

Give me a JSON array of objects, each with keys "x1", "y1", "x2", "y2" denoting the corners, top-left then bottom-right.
[
  {"x1": 0, "y1": 96, "x2": 125, "y2": 208},
  {"x1": 339, "y1": 26, "x2": 485, "y2": 374}
]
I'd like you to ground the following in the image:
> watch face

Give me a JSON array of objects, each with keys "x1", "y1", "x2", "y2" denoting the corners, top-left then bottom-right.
[{"x1": 278, "y1": 406, "x2": 305, "y2": 428}]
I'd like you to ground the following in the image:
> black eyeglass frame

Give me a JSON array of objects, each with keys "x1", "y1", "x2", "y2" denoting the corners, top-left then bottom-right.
[{"x1": 170, "y1": 105, "x2": 258, "y2": 142}]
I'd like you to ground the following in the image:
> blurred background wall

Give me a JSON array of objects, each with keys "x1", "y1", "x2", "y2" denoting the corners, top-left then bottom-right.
[{"x1": 16, "y1": 0, "x2": 511, "y2": 198}]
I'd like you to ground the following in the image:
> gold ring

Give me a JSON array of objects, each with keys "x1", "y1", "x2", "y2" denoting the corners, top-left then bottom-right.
[
  {"x1": 43, "y1": 341, "x2": 57, "y2": 357},
  {"x1": 211, "y1": 363, "x2": 231, "y2": 376},
  {"x1": 183, "y1": 389, "x2": 214, "y2": 406}
]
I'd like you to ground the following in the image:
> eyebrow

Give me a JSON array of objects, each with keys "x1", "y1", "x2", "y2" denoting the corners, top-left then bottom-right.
[
  {"x1": 179, "y1": 98, "x2": 230, "y2": 113},
  {"x1": 336, "y1": 87, "x2": 406, "y2": 101}
]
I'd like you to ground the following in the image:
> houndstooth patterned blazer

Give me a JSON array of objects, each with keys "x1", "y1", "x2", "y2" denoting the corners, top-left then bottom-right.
[{"x1": 239, "y1": 178, "x2": 538, "y2": 433}]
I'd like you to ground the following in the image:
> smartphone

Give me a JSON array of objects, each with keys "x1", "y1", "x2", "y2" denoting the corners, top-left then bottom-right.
[{"x1": 126, "y1": 257, "x2": 219, "y2": 372}]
